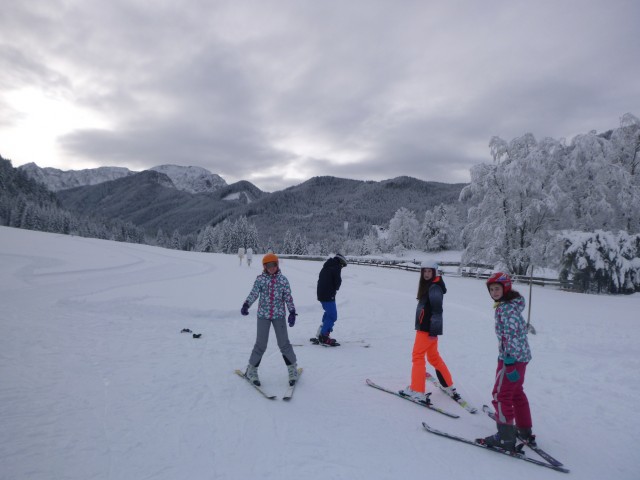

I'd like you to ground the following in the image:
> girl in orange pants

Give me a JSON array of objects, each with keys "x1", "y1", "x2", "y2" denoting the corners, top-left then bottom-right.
[
  {"x1": 400, "y1": 261, "x2": 459, "y2": 404},
  {"x1": 410, "y1": 331, "x2": 453, "y2": 392}
]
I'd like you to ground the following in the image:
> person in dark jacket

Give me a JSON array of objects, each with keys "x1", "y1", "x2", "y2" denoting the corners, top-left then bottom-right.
[
  {"x1": 315, "y1": 253, "x2": 347, "y2": 345},
  {"x1": 399, "y1": 260, "x2": 459, "y2": 405}
]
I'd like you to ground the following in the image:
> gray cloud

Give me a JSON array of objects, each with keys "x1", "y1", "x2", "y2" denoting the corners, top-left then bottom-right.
[{"x1": 2, "y1": 0, "x2": 639, "y2": 191}]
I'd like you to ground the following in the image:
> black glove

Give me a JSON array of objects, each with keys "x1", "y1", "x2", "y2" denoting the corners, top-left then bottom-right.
[
  {"x1": 241, "y1": 302, "x2": 249, "y2": 316},
  {"x1": 288, "y1": 310, "x2": 297, "y2": 327}
]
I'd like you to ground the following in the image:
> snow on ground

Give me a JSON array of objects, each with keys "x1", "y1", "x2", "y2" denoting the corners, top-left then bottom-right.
[{"x1": 1, "y1": 226, "x2": 639, "y2": 480}]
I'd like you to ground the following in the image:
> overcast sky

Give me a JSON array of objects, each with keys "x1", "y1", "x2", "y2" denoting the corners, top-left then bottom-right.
[{"x1": 1, "y1": 0, "x2": 639, "y2": 192}]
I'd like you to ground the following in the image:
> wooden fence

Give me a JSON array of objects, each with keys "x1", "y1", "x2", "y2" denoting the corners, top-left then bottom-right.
[{"x1": 278, "y1": 255, "x2": 575, "y2": 290}]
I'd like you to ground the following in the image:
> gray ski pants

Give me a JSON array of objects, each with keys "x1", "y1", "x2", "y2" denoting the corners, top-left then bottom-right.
[{"x1": 249, "y1": 316, "x2": 297, "y2": 367}]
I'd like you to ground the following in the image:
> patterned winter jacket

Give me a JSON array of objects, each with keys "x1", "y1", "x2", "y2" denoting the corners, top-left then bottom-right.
[
  {"x1": 245, "y1": 270, "x2": 295, "y2": 320},
  {"x1": 494, "y1": 295, "x2": 532, "y2": 363}
]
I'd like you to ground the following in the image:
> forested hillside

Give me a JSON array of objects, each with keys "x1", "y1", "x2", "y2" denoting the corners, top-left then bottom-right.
[
  {"x1": 0, "y1": 155, "x2": 146, "y2": 242},
  {"x1": 224, "y1": 176, "x2": 466, "y2": 246},
  {"x1": 56, "y1": 173, "x2": 268, "y2": 235},
  {"x1": 52, "y1": 171, "x2": 463, "y2": 247}
]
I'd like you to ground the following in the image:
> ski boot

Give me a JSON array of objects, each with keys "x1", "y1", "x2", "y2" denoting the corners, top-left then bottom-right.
[
  {"x1": 399, "y1": 387, "x2": 432, "y2": 405},
  {"x1": 517, "y1": 427, "x2": 537, "y2": 447},
  {"x1": 443, "y1": 385, "x2": 462, "y2": 401},
  {"x1": 318, "y1": 333, "x2": 338, "y2": 346},
  {"x1": 245, "y1": 364, "x2": 261, "y2": 386},
  {"x1": 477, "y1": 423, "x2": 517, "y2": 452},
  {"x1": 287, "y1": 364, "x2": 299, "y2": 386}
]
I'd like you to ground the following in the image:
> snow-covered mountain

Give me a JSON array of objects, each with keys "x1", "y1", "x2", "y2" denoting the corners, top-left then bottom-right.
[
  {"x1": 18, "y1": 162, "x2": 132, "y2": 191},
  {"x1": 18, "y1": 163, "x2": 227, "y2": 194},
  {"x1": 150, "y1": 164, "x2": 227, "y2": 194}
]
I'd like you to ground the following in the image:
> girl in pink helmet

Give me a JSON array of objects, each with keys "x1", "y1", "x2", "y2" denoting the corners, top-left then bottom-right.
[{"x1": 477, "y1": 272, "x2": 534, "y2": 452}]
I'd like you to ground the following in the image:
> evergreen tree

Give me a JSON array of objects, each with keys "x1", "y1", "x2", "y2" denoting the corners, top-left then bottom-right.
[
  {"x1": 197, "y1": 225, "x2": 217, "y2": 252},
  {"x1": 155, "y1": 228, "x2": 167, "y2": 247},
  {"x1": 292, "y1": 233, "x2": 308, "y2": 255},
  {"x1": 171, "y1": 230, "x2": 183, "y2": 250},
  {"x1": 559, "y1": 230, "x2": 640, "y2": 293},
  {"x1": 219, "y1": 219, "x2": 234, "y2": 253},
  {"x1": 283, "y1": 230, "x2": 294, "y2": 254}
]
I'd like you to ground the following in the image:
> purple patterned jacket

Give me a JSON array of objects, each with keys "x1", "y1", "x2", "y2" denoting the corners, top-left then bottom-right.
[
  {"x1": 245, "y1": 270, "x2": 295, "y2": 320},
  {"x1": 494, "y1": 295, "x2": 532, "y2": 363}
]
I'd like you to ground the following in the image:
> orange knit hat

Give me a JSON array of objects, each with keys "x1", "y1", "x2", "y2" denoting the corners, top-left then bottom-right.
[{"x1": 262, "y1": 253, "x2": 279, "y2": 265}]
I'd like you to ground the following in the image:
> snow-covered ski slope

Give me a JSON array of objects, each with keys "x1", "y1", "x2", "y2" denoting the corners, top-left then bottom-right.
[{"x1": 1, "y1": 226, "x2": 638, "y2": 479}]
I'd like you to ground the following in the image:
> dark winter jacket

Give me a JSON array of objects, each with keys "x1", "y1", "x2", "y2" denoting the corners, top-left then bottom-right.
[
  {"x1": 317, "y1": 257, "x2": 343, "y2": 301},
  {"x1": 414, "y1": 277, "x2": 447, "y2": 335}
]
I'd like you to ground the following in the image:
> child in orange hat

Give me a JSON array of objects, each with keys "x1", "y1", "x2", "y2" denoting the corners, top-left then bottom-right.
[{"x1": 240, "y1": 254, "x2": 299, "y2": 386}]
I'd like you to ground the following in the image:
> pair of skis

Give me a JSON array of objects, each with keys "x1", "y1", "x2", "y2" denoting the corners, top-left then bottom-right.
[
  {"x1": 480, "y1": 404, "x2": 564, "y2": 468},
  {"x1": 366, "y1": 379, "x2": 461, "y2": 418},
  {"x1": 419, "y1": 402, "x2": 568, "y2": 473},
  {"x1": 422, "y1": 422, "x2": 569, "y2": 473},
  {"x1": 234, "y1": 368, "x2": 302, "y2": 401},
  {"x1": 366, "y1": 371, "x2": 479, "y2": 418},
  {"x1": 367, "y1": 378, "x2": 568, "y2": 473}
]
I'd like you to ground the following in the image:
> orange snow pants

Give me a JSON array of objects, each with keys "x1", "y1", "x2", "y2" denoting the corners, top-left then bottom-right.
[{"x1": 410, "y1": 331, "x2": 453, "y2": 393}]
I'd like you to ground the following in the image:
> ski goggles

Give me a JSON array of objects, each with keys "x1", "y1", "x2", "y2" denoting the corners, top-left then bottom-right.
[{"x1": 264, "y1": 261, "x2": 278, "y2": 269}]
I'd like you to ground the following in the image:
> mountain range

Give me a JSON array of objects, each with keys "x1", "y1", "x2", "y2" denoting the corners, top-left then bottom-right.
[
  {"x1": 18, "y1": 163, "x2": 227, "y2": 194},
  {"x1": 18, "y1": 162, "x2": 466, "y2": 245}
]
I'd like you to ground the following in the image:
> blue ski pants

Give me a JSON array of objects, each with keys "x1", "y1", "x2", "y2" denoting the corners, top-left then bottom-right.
[{"x1": 320, "y1": 301, "x2": 338, "y2": 335}]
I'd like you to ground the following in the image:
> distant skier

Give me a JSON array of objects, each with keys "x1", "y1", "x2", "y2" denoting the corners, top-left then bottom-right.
[
  {"x1": 240, "y1": 254, "x2": 299, "y2": 386},
  {"x1": 315, "y1": 253, "x2": 347, "y2": 345},
  {"x1": 399, "y1": 261, "x2": 459, "y2": 404},
  {"x1": 246, "y1": 247, "x2": 253, "y2": 267},
  {"x1": 477, "y1": 272, "x2": 533, "y2": 452},
  {"x1": 238, "y1": 247, "x2": 245, "y2": 266}
]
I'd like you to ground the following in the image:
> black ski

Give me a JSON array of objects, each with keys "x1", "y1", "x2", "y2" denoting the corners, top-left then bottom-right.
[
  {"x1": 365, "y1": 379, "x2": 459, "y2": 418},
  {"x1": 422, "y1": 422, "x2": 570, "y2": 473},
  {"x1": 283, "y1": 368, "x2": 303, "y2": 401},
  {"x1": 482, "y1": 405, "x2": 564, "y2": 466},
  {"x1": 234, "y1": 369, "x2": 277, "y2": 399},
  {"x1": 305, "y1": 338, "x2": 371, "y2": 347}
]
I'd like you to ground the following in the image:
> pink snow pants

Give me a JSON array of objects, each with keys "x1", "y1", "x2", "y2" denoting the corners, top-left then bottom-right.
[{"x1": 491, "y1": 359, "x2": 532, "y2": 429}]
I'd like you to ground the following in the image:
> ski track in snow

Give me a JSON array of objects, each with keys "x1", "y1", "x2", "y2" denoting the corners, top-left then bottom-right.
[{"x1": 1, "y1": 226, "x2": 639, "y2": 479}]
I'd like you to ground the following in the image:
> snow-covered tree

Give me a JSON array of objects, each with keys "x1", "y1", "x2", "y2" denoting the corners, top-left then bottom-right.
[
  {"x1": 559, "y1": 230, "x2": 640, "y2": 293},
  {"x1": 612, "y1": 113, "x2": 640, "y2": 177},
  {"x1": 387, "y1": 207, "x2": 419, "y2": 251},
  {"x1": 463, "y1": 133, "x2": 585, "y2": 274},
  {"x1": 421, "y1": 204, "x2": 462, "y2": 251},
  {"x1": 155, "y1": 228, "x2": 167, "y2": 247},
  {"x1": 244, "y1": 221, "x2": 260, "y2": 252},
  {"x1": 608, "y1": 113, "x2": 640, "y2": 231},
  {"x1": 292, "y1": 233, "x2": 308, "y2": 255},
  {"x1": 362, "y1": 229, "x2": 382, "y2": 255},
  {"x1": 282, "y1": 230, "x2": 294, "y2": 254},
  {"x1": 218, "y1": 219, "x2": 234, "y2": 253},
  {"x1": 170, "y1": 230, "x2": 183, "y2": 250},
  {"x1": 463, "y1": 120, "x2": 640, "y2": 276}
]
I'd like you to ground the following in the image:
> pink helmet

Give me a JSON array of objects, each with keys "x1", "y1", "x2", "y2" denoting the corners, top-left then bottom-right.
[{"x1": 486, "y1": 272, "x2": 512, "y2": 295}]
